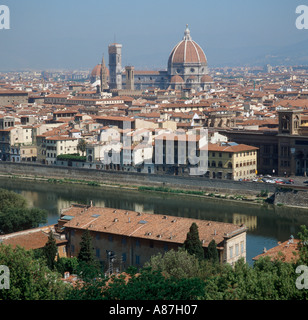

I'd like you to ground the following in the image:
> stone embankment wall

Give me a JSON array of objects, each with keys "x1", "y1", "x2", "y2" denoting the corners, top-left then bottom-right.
[
  {"x1": 274, "y1": 187, "x2": 308, "y2": 208},
  {"x1": 0, "y1": 162, "x2": 277, "y2": 196}
]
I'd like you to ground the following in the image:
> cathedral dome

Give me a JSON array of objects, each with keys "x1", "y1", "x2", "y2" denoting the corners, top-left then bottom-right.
[
  {"x1": 168, "y1": 25, "x2": 207, "y2": 66},
  {"x1": 90, "y1": 63, "x2": 109, "y2": 84},
  {"x1": 91, "y1": 64, "x2": 101, "y2": 78},
  {"x1": 170, "y1": 75, "x2": 184, "y2": 83},
  {"x1": 201, "y1": 74, "x2": 213, "y2": 83}
]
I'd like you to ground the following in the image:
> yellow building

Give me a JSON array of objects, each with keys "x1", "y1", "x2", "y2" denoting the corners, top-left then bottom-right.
[{"x1": 200, "y1": 142, "x2": 258, "y2": 180}]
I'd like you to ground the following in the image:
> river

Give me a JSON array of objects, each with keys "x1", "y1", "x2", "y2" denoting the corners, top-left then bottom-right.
[{"x1": 1, "y1": 176, "x2": 308, "y2": 264}]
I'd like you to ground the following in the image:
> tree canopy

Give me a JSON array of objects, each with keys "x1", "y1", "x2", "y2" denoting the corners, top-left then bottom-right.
[
  {"x1": 183, "y1": 222, "x2": 204, "y2": 260},
  {"x1": 0, "y1": 244, "x2": 67, "y2": 300},
  {"x1": 0, "y1": 189, "x2": 47, "y2": 234}
]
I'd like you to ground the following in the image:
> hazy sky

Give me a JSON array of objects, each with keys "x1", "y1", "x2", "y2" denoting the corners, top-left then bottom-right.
[{"x1": 1, "y1": 0, "x2": 308, "y2": 71}]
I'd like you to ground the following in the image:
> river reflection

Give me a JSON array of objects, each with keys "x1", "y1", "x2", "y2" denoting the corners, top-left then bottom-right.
[{"x1": 0, "y1": 177, "x2": 308, "y2": 264}]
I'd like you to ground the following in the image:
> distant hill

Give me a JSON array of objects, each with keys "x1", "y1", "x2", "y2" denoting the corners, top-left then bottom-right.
[
  {"x1": 253, "y1": 39, "x2": 308, "y2": 66},
  {"x1": 209, "y1": 39, "x2": 308, "y2": 67}
]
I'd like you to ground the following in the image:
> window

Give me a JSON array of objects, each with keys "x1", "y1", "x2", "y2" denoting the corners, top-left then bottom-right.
[
  {"x1": 136, "y1": 239, "x2": 140, "y2": 247},
  {"x1": 122, "y1": 253, "x2": 127, "y2": 262},
  {"x1": 136, "y1": 255, "x2": 140, "y2": 265},
  {"x1": 235, "y1": 244, "x2": 239, "y2": 256},
  {"x1": 108, "y1": 235, "x2": 113, "y2": 242},
  {"x1": 241, "y1": 241, "x2": 244, "y2": 254},
  {"x1": 122, "y1": 237, "x2": 127, "y2": 245},
  {"x1": 229, "y1": 246, "x2": 233, "y2": 259},
  {"x1": 96, "y1": 248, "x2": 100, "y2": 258}
]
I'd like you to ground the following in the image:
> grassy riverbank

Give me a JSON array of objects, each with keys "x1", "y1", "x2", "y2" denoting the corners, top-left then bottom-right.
[{"x1": 0, "y1": 172, "x2": 271, "y2": 206}]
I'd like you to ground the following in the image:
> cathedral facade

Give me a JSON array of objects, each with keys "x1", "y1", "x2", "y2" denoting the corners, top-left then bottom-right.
[{"x1": 90, "y1": 25, "x2": 211, "y2": 92}]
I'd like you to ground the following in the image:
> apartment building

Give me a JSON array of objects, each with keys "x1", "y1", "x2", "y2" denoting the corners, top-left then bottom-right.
[
  {"x1": 0, "y1": 89, "x2": 28, "y2": 105},
  {"x1": 45, "y1": 136, "x2": 78, "y2": 165},
  {"x1": 201, "y1": 142, "x2": 258, "y2": 180},
  {"x1": 153, "y1": 131, "x2": 208, "y2": 176},
  {"x1": 58, "y1": 204, "x2": 247, "y2": 271},
  {"x1": 0, "y1": 125, "x2": 33, "y2": 161}
]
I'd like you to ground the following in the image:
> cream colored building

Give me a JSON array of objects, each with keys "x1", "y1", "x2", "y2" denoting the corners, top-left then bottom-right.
[
  {"x1": 45, "y1": 136, "x2": 78, "y2": 165},
  {"x1": 200, "y1": 142, "x2": 258, "y2": 180},
  {"x1": 0, "y1": 125, "x2": 34, "y2": 161}
]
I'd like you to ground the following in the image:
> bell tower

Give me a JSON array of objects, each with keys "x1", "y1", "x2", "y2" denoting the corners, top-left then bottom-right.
[
  {"x1": 108, "y1": 43, "x2": 122, "y2": 90},
  {"x1": 100, "y1": 55, "x2": 109, "y2": 92}
]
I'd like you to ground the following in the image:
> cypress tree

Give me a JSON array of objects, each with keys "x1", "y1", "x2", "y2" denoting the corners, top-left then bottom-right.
[
  {"x1": 205, "y1": 239, "x2": 219, "y2": 264},
  {"x1": 44, "y1": 231, "x2": 58, "y2": 270},
  {"x1": 77, "y1": 229, "x2": 95, "y2": 264},
  {"x1": 183, "y1": 222, "x2": 204, "y2": 261},
  {"x1": 77, "y1": 229, "x2": 101, "y2": 281}
]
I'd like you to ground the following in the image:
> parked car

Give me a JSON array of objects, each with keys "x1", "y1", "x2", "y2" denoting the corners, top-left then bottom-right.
[
  {"x1": 275, "y1": 180, "x2": 284, "y2": 184},
  {"x1": 283, "y1": 180, "x2": 291, "y2": 184}
]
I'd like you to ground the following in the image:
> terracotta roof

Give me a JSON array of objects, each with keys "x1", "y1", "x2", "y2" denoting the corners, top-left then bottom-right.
[
  {"x1": 46, "y1": 135, "x2": 77, "y2": 141},
  {"x1": 203, "y1": 143, "x2": 258, "y2": 153},
  {"x1": 201, "y1": 75, "x2": 214, "y2": 83},
  {"x1": 60, "y1": 205, "x2": 246, "y2": 248},
  {"x1": 253, "y1": 238, "x2": 300, "y2": 263},
  {"x1": 0, "y1": 225, "x2": 67, "y2": 251},
  {"x1": 170, "y1": 75, "x2": 184, "y2": 83},
  {"x1": 169, "y1": 39, "x2": 207, "y2": 64},
  {"x1": 95, "y1": 116, "x2": 135, "y2": 122}
]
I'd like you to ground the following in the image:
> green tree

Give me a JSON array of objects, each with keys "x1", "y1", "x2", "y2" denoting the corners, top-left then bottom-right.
[
  {"x1": 77, "y1": 229, "x2": 101, "y2": 281},
  {"x1": 56, "y1": 257, "x2": 79, "y2": 276},
  {"x1": 68, "y1": 267, "x2": 205, "y2": 300},
  {"x1": 0, "y1": 188, "x2": 27, "y2": 211},
  {"x1": 205, "y1": 239, "x2": 219, "y2": 264},
  {"x1": 0, "y1": 243, "x2": 68, "y2": 300},
  {"x1": 44, "y1": 231, "x2": 58, "y2": 270},
  {"x1": 203, "y1": 257, "x2": 308, "y2": 300},
  {"x1": 183, "y1": 222, "x2": 204, "y2": 260},
  {"x1": 0, "y1": 207, "x2": 47, "y2": 234},
  {"x1": 0, "y1": 188, "x2": 47, "y2": 235},
  {"x1": 145, "y1": 248, "x2": 203, "y2": 279},
  {"x1": 77, "y1": 229, "x2": 95, "y2": 264},
  {"x1": 77, "y1": 139, "x2": 87, "y2": 156},
  {"x1": 296, "y1": 225, "x2": 308, "y2": 265}
]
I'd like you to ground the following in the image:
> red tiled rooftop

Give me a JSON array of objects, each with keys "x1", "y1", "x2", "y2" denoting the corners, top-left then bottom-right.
[
  {"x1": 253, "y1": 239, "x2": 300, "y2": 263},
  {"x1": 0, "y1": 225, "x2": 67, "y2": 251},
  {"x1": 60, "y1": 205, "x2": 247, "y2": 248}
]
